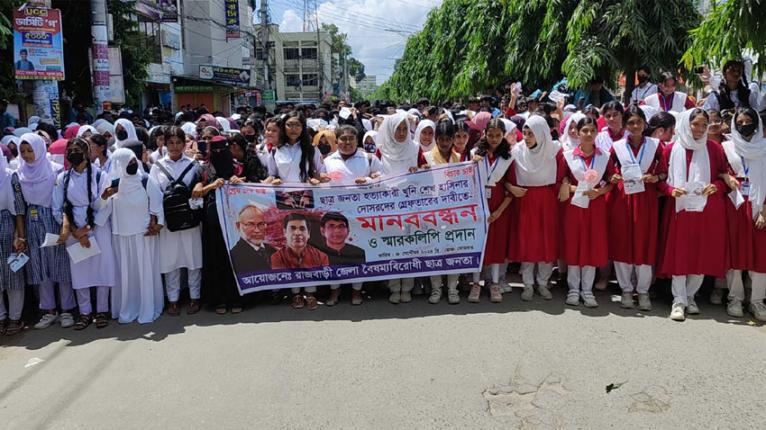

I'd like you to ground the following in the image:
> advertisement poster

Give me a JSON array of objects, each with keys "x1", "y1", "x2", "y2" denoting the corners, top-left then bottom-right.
[
  {"x1": 216, "y1": 163, "x2": 489, "y2": 294},
  {"x1": 12, "y1": 7, "x2": 65, "y2": 80}
]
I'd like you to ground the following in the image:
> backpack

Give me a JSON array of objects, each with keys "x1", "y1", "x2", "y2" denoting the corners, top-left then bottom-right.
[{"x1": 155, "y1": 161, "x2": 200, "y2": 232}]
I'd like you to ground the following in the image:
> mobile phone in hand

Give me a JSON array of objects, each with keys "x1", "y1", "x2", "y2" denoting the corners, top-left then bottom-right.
[{"x1": 111, "y1": 178, "x2": 120, "y2": 190}]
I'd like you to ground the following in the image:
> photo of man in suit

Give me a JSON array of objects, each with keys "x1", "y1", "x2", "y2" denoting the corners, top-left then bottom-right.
[{"x1": 229, "y1": 205, "x2": 276, "y2": 274}]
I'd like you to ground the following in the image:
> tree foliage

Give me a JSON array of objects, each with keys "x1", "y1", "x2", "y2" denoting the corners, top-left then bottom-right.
[
  {"x1": 107, "y1": 0, "x2": 152, "y2": 107},
  {"x1": 376, "y1": 0, "x2": 699, "y2": 102},
  {"x1": 683, "y1": 0, "x2": 766, "y2": 73},
  {"x1": 0, "y1": 0, "x2": 29, "y2": 102}
]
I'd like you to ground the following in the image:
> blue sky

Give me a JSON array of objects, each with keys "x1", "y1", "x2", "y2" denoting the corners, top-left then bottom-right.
[{"x1": 260, "y1": 0, "x2": 442, "y2": 84}]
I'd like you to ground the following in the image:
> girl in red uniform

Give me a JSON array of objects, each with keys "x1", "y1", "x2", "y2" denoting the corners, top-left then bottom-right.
[
  {"x1": 720, "y1": 108, "x2": 766, "y2": 321},
  {"x1": 468, "y1": 119, "x2": 513, "y2": 303},
  {"x1": 657, "y1": 109, "x2": 728, "y2": 321},
  {"x1": 507, "y1": 115, "x2": 563, "y2": 301},
  {"x1": 559, "y1": 117, "x2": 614, "y2": 307},
  {"x1": 608, "y1": 105, "x2": 663, "y2": 311}
]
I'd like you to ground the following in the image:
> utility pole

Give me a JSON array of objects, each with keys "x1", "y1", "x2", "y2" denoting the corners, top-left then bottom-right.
[
  {"x1": 90, "y1": 0, "x2": 110, "y2": 113},
  {"x1": 259, "y1": 0, "x2": 270, "y2": 92}
]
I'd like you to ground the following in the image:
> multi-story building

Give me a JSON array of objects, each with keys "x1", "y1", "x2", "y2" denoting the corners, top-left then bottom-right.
[
  {"x1": 254, "y1": 24, "x2": 333, "y2": 106},
  {"x1": 357, "y1": 75, "x2": 378, "y2": 98}
]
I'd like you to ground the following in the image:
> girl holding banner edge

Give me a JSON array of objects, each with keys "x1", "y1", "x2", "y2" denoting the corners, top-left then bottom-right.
[{"x1": 468, "y1": 119, "x2": 514, "y2": 304}]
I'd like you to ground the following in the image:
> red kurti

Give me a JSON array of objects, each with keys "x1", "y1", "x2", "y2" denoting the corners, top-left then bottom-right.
[
  {"x1": 507, "y1": 153, "x2": 564, "y2": 263},
  {"x1": 608, "y1": 139, "x2": 662, "y2": 265},
  {"x1": 656, "y1": 141, "x2": 727, "y2": 278},
  {"x1": 483, "y1": 155, "x2": 513, "y2": 265},
  {"x1": 560, "y1": 150, "x2": 614, "y2": 267}
]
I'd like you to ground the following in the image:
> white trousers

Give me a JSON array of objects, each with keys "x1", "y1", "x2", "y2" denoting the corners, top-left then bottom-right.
[
  {"x1": 671, "y1": 275, "x2": 704, "y2": 306},
  {"x1": 520, "y1": 262, "x2": 553, "y2": 287},
  {"x1": 567, "y1": 265, "x2": 595, "y2": 296},
  {"x1": 0, "y1": 289, "x2": 24, "y2": 320},
  {"x1": 472, "y1": 264, "x2": 501, "y2": 284},
  {"x1": 430, "y1": 274, "x2": 459, "y2": 292},
  {"x1": 330, "y1": 283, "x2": 362, "y2": 291},
  {"x1": 165, "y1": 268, "x2": 201, "y2": 302},
  {"x1": 727, "y1": 270, "x2": 766, "y2": 302},
  {"x1": 388, "y1": 278, "x2": 414, "y2": 293},
  {"x1": 614, "y1": 262, "x2": 653, "y2": 294},
  {"x1": 76, "y1": 286, "x2": 110, "y2": 315}
]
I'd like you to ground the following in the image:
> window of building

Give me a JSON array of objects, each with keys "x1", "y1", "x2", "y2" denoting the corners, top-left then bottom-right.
[
  {"x1": 285, "y1": 74, "x2": 301, "y2": 87},
  {"x1": 135, "y1": 13, "x2": 162, "y2": 64},
  {"x1": 302, "y1": 48, "x2": 317, "y2": 60},
  {"x1": 302, "y1": 73, "x2": 318, "y2": 87},
  {"x1": 284, "y1": 47, "x2": 300, "y2": 60}
]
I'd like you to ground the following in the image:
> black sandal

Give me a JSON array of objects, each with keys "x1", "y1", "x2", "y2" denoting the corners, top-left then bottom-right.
[
  {"x1": 73, "y1": 314, "x2": 92, "y2": 331},
  {"x1": 5, "y1": 319, "x2": 23, "y2": 336},
  {"x1": 95, "y1": 313, "x2": 109, "y2": 329}
]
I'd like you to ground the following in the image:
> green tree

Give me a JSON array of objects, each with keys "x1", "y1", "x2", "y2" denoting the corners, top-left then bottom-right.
[
  {"x1": 377, "y1": 0, "x2": 699, "y2": 103},
  {"x1": 107, "y1": 0, "x2": 152, "y2": 107},
  {"x1": 321, "y1": 22, "x2": 367, "y2": 94},
  {"x1": 0, "y1": 0, "x2": 28, "y2": 102},
  {"x1": 683, "y1": 0, "x2": 766, "y2": 73}
]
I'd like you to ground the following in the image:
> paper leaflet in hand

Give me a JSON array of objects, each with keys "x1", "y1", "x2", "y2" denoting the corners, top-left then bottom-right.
[
  {"x1": 40, "y1": 233, "x2": 60, "y2": 247},
  {"x1": 621, "y1": 163, "x2": 645, "y2": 195},
  {"x1": 66, "y1": 238, "x2": 102, "y2": 264},
  {"x1": 7, "y1": 253, "x2": 29, "y2": 272}
]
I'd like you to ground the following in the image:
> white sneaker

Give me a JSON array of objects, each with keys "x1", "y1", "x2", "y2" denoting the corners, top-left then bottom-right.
[
  {"x1": 637, "y1": 293, "x2": 652, "y2": 311},
  {"x1": 467, "y1": 284, "x2": 481, "y2": 303},
  {"x1": 748, "y1": 302, "x2": 766, "y2": 322},
  {"x1": 34, "y1": 313, "x2": 58, "y2": 329},
  {"x1": 537, "y1": 284, "x2": 553, "y2": 300},
  {"x1": 565, "y1": 294, "x2": 580, "y2": 306},
  {"x1": 621, "y1": 292, "x2": 635, "y2": 309},
  {"x1": 709, "y1": 288, "x2": 724, "y2": 305},
  {"x1": 501, "y1": 283, "x2": 512, "y2": 293},
  {"x1": 726, "y1": 297, "x2": 744, "y2": 318},
  {"x1": 428, "y1": 288, "x2": 442, "y2": 304},
  {"x1": 521, "y1": 285, "x2": 534, "y2": 301},
  {"x1": 400, "y1": 291, "x2": 412, "y2": 303},
  {"x1": 60, "y1": 312, "x2": 74, "y2": 328},
  {"x1": 669, "y1": 303, "x2": 686, "y2": 321},
  {"x1": 447, "y1": 289, "x2": 460, "y2": 305},
  {"x1": 582, "y1": 294, "x2": 598, "y2": 308},
  {"x1": 388, "y1": 291, "x2": 400, "y2": 304},
  {"x1": 687, "y1": 299, "x2": 700, "y2": 315}
]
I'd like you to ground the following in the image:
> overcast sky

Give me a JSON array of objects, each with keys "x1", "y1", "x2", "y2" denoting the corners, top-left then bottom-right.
[{"x1": 264, "y1": 0, "x2": 442, "y2": 84}]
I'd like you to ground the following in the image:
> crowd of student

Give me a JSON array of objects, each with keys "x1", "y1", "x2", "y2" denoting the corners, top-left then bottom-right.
[{"x1": 1, "y1": 59, "x2": 765, "y2": 337}]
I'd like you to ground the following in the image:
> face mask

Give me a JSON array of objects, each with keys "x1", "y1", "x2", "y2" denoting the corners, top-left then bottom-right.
[
  {"x1": 116, "y1": 128, "x2": 128, "y2": 141},
  {"x1": 9, "y1": 147, "x2": 18, "y2": 158},
  {"x1": 318, "y1": 143, "x2": 332, "y2": 156},
  {"x1": 126, "y1": 162, "x2": 138, "y2": 175},
  {"x1": 737, "y1": 123, "x2": 757, "y2": 138},
  {"x1": 244, "y1": 134, "x2": 256, "y2": 143},
  {"x1": 211, "y1": 148, "x2": 234, "y2": 179},
  {"x1": 67, "y1": 152, "x2": 84, "y2": 166},
  {"x1": 637, "y1": 75, "x2": 649, "y2": 84},
  {"x1": 551, "y1": 130, "x2": 559, "y2": 141}
]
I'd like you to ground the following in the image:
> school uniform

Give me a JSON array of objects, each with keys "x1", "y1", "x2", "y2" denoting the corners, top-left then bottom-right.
[
  {"x1": 0, "y1": 167, "x2": 25, "y2": 322},
  {"x1": 608, "y1": 137, "x2": 662, "y2": 294},
  {"x1": 595, "y1": 127, "x2": 626, "y2": 154},
  {"x1": 644, "y1": 91, "x2": 695, "y2": 113}
]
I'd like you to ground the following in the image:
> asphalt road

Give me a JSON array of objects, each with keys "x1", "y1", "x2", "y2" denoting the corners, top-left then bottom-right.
[{"x1": 1, "y1": 281, "x2": 765, "y2": 430}]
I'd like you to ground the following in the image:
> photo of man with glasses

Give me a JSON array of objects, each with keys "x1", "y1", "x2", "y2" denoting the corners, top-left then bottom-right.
[{"x1": 229, "y1": 204, "x2": 276, "y2": 273}]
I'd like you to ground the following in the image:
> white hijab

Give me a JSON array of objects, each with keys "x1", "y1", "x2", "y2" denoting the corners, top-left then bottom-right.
[
  {"x1": 668, "y1": 109, "x2": 710, "y2": 212},
  {"x1": 216, "y1": 117, "x2": 231, "y2": 132},
  {"x1": 0, "y1": 149, "x2": 15, "y2": 214},
  {"x1": 377, "y1": 113, "x2": 420, "y2": 176},
  {"x1": 512, "y1": 115, "x2": 560, "y2": 186},
  {"x1": 561, "y1": 113, "x2": 585, "y2": 150},
  {"x1": 414, "y1": 119, "x2": 436, "y2": 152},
  {"x1": 76, "y1": 125, "x2": 98, "y2": 138},
  {"x1": 725, "y1": 112, "x2": 766, "y2": 218},
  {"x1": 114, "y1": 118, "x2": 138, "y2": 147}
]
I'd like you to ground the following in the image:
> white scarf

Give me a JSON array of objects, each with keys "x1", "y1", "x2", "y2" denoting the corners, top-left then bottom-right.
[
  {"x1": 563, "y1": 147, "x2": 608, "y2": 184},
  {"x1": 512, "y1": 115, "x2": 560, "y2": 186},
  {"x1": 561, "y1": 113, "x2": 585, "y2": 150},
  {"x1": 414, "y1": 119, "x2": 436, "y2": 152},
  {"x1": 725, "y1": 114, "x2": 766, "y2": 219},
  {"x1": 668, "y1": 109, "x2": 710, "y2": 212},
  {"x1": 613, "y1": 137, "x2": 659, "y2": 173},
  {"x1": 0, "y1": 153, "x2": 15, "y2": 215},
  {"x1": 378, "y1": 113, "x2": 420, "y2": 176}
]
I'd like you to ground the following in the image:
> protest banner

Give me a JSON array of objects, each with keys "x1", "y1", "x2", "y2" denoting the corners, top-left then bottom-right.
[
  {"x1": 13, "y1": 7, "x2": 65, "y2": 80},
  {"x1": 216, "y1": 162, "x2": 489, "y2": 294}
]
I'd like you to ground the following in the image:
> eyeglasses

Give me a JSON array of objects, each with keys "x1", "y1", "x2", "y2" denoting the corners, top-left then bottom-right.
[
  {"x1": 338, "y1": 136, "x2": 356, "y2": 142},
  {"x1": 285, "y1": 123, "x2": 303, "y2": 130},
  {"x1": 242, "y1": 221, "x2": 267, "y2": 229}
]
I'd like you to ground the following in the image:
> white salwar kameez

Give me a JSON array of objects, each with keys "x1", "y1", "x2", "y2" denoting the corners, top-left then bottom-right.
[
  {"x1": 148, "y1": 155, "x2": 203, "y2": 301},
  {"x1": 104, "y1": 149, "x2": 165, "y2": 324}
]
